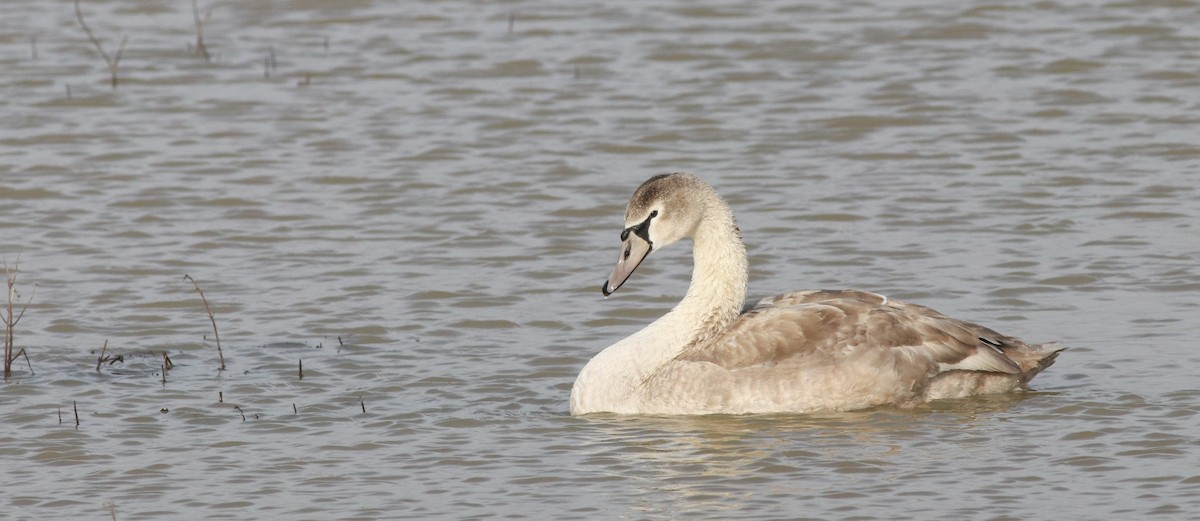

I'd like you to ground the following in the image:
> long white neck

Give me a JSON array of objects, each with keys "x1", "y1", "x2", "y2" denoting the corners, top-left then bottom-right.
[
  {"x1": 570, "y1": 201, "x2": 747, "y2": 414},
  {"x1": 677, "y1": 209, "x2": 749, "y2": 345}
]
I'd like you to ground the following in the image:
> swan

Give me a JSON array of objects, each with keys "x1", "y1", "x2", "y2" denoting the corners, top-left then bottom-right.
[{"x1": 570, "y1": 173, "x2": 1065, "y2": 415}]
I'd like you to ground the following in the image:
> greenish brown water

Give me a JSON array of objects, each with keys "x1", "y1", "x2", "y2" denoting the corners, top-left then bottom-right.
[{"x1": 2, "y1": 0, "x2": 1199, "y2": 519}]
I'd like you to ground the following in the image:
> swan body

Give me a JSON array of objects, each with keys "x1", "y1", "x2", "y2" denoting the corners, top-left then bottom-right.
[{"x1": 570, "y1": 173, "x2": 1064, "y2": 416}]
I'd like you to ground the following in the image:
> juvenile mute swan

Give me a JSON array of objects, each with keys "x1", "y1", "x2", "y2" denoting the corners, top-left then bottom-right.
[{"x1": 570, "y1": 173, "x2": 1065, "y2": 415}]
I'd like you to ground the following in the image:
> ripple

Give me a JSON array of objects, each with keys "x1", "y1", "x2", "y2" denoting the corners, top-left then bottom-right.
[{"x1": 2, "y1": 0, "x2": 1200, "y2": 519}]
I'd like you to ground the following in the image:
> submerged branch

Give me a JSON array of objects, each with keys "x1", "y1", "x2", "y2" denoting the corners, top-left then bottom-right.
[
  {"x1": 191, "y1": 0, "x2": 220, "y2": 62},
  {"x1": 183, "y1": 274, "x2": 225, "y2": 371},
  {"x1": 74, "y1": 0, "x2": 129, "y2": 89},
  {"x1": 4, "y1": 256, "x2": 36, "y2": 379}
]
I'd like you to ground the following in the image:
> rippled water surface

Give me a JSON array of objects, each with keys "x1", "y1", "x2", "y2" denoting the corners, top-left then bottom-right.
[{"x1": 3, "y1": 0, "x2": 1200, "y2": 519}]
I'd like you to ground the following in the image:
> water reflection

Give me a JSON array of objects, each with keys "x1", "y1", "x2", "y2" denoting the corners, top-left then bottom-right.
[{"x1": 572, "y1": 394, "x2": 1042, "y2": 516}]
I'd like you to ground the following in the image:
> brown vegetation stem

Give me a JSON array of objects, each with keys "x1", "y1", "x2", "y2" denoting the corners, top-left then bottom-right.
[
  {"x1": 96, "y1": 339, "x2": 108, "y2": 372},
  {"x1": 74, "y1": 0, "x2": 128, "y2": 89},
  {"x1": 4, "y1": 256, "x2": 36, "y2": 379},
  {"x1": 183, "y1": 274, "x2": 225, "y2": 371},
  {"x1": 191, "y1": 0, "x2": 217, "y2": 62}
]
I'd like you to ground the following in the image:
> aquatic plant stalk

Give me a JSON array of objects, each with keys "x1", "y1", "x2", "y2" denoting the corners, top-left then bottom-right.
[
  {"x1": 74, "y1": 0, "x2": 128, "y2": 89},
  {"x1": 3, "y1": 256, "x2": 35, "y2": 379},
  {"x1": 184, "y1": 274, "x2": 225, "y2": 371},
  {"x1": 191, "y1": 0, "x2": 218, "y2": 62}
]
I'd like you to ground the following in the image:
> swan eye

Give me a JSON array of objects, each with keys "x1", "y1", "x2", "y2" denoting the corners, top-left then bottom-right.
[{"x1": 623, "y1": 245, "x2": 631, "y2": 259}]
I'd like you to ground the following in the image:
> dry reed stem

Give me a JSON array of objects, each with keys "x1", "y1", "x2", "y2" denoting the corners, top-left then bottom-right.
[
  {"x1": 73, "y1": 400, "x2": 80, "y2": 429},
  {"x1": 4, "y1": 256, "x2": 36, "y2": 379},
  {"x1": 190, "y1": 0, "x2": 219, "y2": 62},
  {"x1": 5, "y1": 348, "x2": 33, "y2": 377},
  {"x1": 183, "y1": 274, "x2": 225, "y2": 371},
  {"x1": 96, "y1": 339, "x2": 108, "y2": 372},
  {"x1": 234, "y1": 405, "x2": 245, "y2": 421},
  {"x1": 74, "y1": 0, "x2": 128, "y2": 89},
  {"x1": 298, "y1": 358, "x2": 303, "y2": 379}
]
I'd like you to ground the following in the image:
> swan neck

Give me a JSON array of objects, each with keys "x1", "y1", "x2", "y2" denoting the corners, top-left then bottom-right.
[{"x1": 676, "y1": 204, "x2": 748, "y2": 343}]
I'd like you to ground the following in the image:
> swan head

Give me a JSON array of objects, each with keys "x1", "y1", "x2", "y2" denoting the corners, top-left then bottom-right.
[{"x1": 602, "y1": 173, "x2": 709, "y2": 296}]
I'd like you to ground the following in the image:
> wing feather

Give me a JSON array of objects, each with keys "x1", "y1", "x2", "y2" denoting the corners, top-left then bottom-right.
[{"x1": 682, "y1": 290, "x2": 1023, "y2": 375}]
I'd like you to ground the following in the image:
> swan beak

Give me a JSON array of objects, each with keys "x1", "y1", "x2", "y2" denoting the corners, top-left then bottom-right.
[{"x1": 602, "y1": 236, "x2": 652, "y2": 296}]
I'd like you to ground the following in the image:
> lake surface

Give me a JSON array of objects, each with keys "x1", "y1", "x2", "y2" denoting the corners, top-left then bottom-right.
[{"x1": 2, "y1": 0, "x2": 1199, "y2": 519}]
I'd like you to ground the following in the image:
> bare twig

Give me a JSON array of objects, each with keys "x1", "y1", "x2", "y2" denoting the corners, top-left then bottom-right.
[
  {"x1": 233, "y1": 405, "x2": 245, "y2": 422},
  {"x1": 96, "y1": 339, "x2": 108, "y2": 372},
  {"x1": 9, "y1": 349, "x2": 33, "y2": 376},
  {"x1": 191, "y1": 0, "x2": 219, "y2": 62},
  {"x1": 183, "y1": 274, "x2": 225, "y2": 371},
  {"x1": 73, "y1": 400, "x2": 80, "y2": 429},
  {"x1": 360, "y1": 397, "x2": 366, "y2": 413},
  {"x1": 104, "y1": 500, "x2": 117, "y2": 521},
  {"x1": 163, "y1": 351, "x2": 173, "y2": 370},
  {"x1": 4, "y1": 256, "x2": 37, "y2": 379},
  {"x1": 74, "y1": 0, "x2": 129, "y2": 89},
  {"x1": 298, "y1": 359, "x2": 303, "y2": 379}
]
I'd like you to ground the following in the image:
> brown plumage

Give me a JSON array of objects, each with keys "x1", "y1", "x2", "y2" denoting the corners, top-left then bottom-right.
[{"x1": 570, "y1": 174, "x2": 1065, "y2": 415}]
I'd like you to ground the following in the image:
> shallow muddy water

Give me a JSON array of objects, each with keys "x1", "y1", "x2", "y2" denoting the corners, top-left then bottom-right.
[{"x1": 2, "y1": 0, "x2": 1200, "y2": 519}]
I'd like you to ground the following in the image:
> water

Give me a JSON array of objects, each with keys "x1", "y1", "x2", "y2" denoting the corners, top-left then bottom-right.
[{"x1": 2, "y1": 0, "x2": 1199, "y2": 519}]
